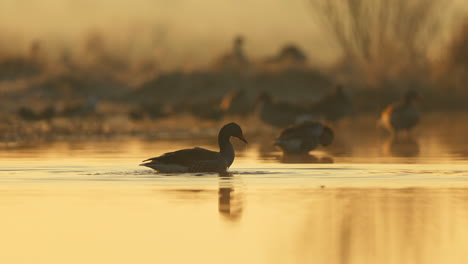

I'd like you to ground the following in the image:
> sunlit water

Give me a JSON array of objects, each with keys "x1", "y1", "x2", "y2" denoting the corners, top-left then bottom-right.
[{"x1": 1, "y1": 114, "x2": 468, "y2": 264}]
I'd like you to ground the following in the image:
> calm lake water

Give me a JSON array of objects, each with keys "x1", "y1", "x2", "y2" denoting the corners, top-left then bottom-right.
[{"x1": 1, "y1": 113, "x2": 468, "y2": 264}]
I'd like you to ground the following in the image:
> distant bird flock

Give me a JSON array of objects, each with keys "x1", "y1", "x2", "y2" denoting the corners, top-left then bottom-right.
[
  {"x1": 7, "y1": 35, "x2": 422, "y2": 173},
  {"x1": 141, "y1": 88, "x2": 420, "y2": 173}
]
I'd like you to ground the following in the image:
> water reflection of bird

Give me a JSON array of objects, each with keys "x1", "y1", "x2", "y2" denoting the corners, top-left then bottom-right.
[
  {"x1": 256, "y1": 91, "x2": 311, "y2": 128},
  {"x1": 309, "y1": 84, "x2": 352, "y2": 122},
  {"x1": 383, "y1": 136, "x2": 420, "y2": 157},
  {"x1": 274, "y1": 121, "x2": 334, "y2": 155},
  {"x1": 218, "y1": 175, "x2": 243, "y2": 221},
  {"x1": 380, "y1": 90, "x2": 420, "y2": 135},
  {"x1": 140, "y1": 123, "x2": 248, "y2": 173}
]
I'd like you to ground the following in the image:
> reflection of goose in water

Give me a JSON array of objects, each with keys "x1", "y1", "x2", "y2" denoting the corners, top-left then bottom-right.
[
  {"x1": 380, "y1": 90, "x2": 420, "y2": 136},
  {"x1": 383, "y1": 136, "x2": 420, "y2": 157},
  {"x1": 218, "y1": 175, "x2": 243, "y2": 221},
  {"x1": 279, "y1": 153, "x2": 334, "y2": 164}
]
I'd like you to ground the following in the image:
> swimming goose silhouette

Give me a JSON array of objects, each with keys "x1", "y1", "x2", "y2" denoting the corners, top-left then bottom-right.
[
  {"x1": 380, "y1": 90, "x2": 420, "y2": 134},
  {"x1": 274, "y1": 121, "x2": 334, "y2": 154},
  {"x1": 140, "y1": 123, "x2": 247, "y2": 173}
]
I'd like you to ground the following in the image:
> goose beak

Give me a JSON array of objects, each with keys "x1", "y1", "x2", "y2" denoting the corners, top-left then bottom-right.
[{"x1": 237, "y1": 135, "x2": 248, "y2": 144}]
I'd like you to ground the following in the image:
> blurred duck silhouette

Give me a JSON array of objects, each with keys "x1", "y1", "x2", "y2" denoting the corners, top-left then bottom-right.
[
  {"x1": 140, "y1": 123, "x2": 247, "y2": 173},
  {"x1": 265, "y1": 43, "x2": 307, "y2": 67},
  {"x1": 219, "y1": 88, "x2": 252, "y2": 117},
  {"x1": 0, "y1": 40, "x2": 43, "y2": 81},
  {"x1": 309, "y1": 84, "x2": 353, "y2": 122},
  {"x1": 380, "y1": 90, "x2": 420, "y2": 136},
  {"x1": 18, "y1": 105, "x2": 56, "y2": 122},
  {"x1": 256, "y1": 91, "x2": 312, "y2": 128},
  {"x1": 274, "y1": 121, "x2": 334, "y2": 155},
  {"x1": 214, "y1": 35, "x2": 249, "y2": 70}
]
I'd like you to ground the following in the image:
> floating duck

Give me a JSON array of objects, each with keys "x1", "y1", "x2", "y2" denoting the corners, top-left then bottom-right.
[
  {"x1": 141, "y1": 123, "x2": 247, "y2": 173},
  {"x1": 274, "y1": 121, "x2": 334, "y2": 154}
]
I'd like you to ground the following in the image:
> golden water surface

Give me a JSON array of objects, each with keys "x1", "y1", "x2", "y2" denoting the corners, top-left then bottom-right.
[{"x1": 1, "y1": 114, "x2": 468, "y2": 264}]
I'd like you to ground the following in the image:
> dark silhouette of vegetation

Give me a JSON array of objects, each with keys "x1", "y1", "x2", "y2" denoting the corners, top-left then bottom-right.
[
  {"x1": 435, "y1": 21, "x2": 468, "y2": 92},
  {"x1": 309, "y1": 0, "x2": 452, "y2": 84}
]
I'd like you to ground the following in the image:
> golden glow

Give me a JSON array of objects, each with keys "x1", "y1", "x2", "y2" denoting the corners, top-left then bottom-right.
[
  {"x1": 0, "y1": 185, "x2": 467, "y2": 264},
  {"x1": 0, "y1": 114, "x2": 468, "y2": 263}
]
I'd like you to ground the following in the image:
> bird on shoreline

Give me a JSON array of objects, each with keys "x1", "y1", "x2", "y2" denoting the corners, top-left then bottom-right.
[
  {"x1": 140, "y1": 123, "x2": 247, "y2": 173},
  {"x1": 220, "y1": 88, "x2": 252, "y2": 117},
  {"x1": 380, "y1": 90, "x2": 420, "y2": 136},
  {"x1": 274, "y1": 121, "x2": 334, "y2": 155},
  {"x1": 214, "y1": 35, "x2": 249, "y2": 70}
]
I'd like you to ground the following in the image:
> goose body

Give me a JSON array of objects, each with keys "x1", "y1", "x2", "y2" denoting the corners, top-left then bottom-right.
[
  {"x1": 380, "y1": 90, "x2": 420, "y2": 133},
  {"x1": 274, "y1": 121, "x2": 334, "y2": 154},
  {"x1": 141, "y1": 123, "x2": 247, "y2": 173}
]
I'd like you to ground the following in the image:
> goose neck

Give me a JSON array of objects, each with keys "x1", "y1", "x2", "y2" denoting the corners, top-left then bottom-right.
[{"x1": 218, "y1": 134, "x2": 235, "y2": 167}]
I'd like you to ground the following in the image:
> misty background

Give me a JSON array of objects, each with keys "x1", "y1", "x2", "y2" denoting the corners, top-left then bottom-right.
[
  {"x1": 2, "y1": 0, "x2": 464, "y2": 69},
  {"x1": 0, "y1": 0, "x2": 332, "y2": 68},
  {"x1": 1, "y1": 0, "x2": 468, "y2": 138}
]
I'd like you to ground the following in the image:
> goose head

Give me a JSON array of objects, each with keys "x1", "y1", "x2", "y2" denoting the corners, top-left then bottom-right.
[{"x1": 220, "y1": 122, "x2": 248, "y2": 144}]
